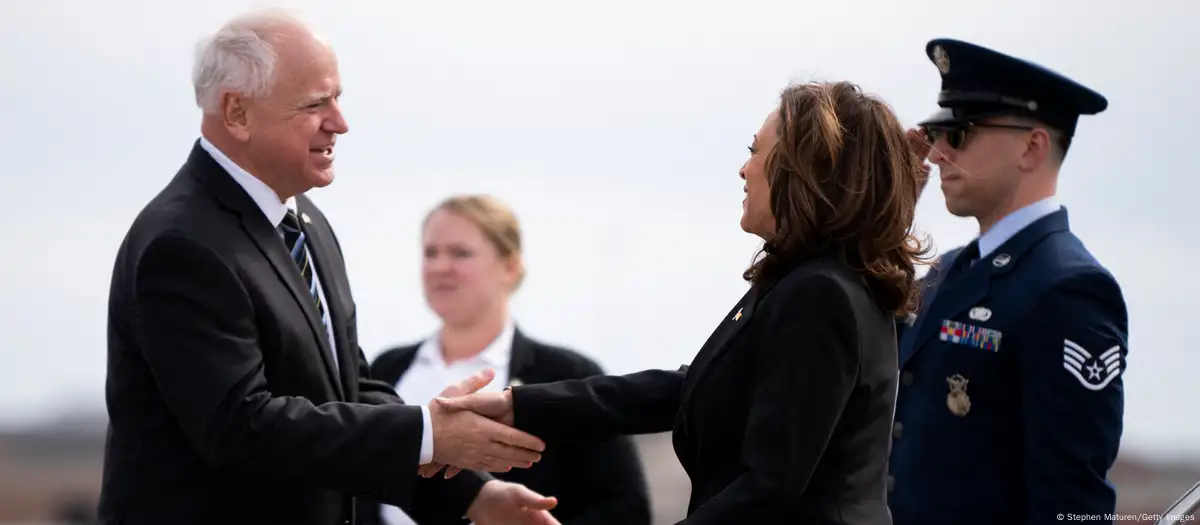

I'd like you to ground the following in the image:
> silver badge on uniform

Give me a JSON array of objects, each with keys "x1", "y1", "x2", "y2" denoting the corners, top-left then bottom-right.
[{"x1": 946, "y1": 374, "x2": 971, "y2": 416}]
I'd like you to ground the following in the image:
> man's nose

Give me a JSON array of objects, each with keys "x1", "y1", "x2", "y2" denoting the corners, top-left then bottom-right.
[
  {"x1": 325, "y1": 102, "x2": 349, "y2": 134},
  {"x1": 927, "y1": 140, "x2": 951, "y2": 165}
]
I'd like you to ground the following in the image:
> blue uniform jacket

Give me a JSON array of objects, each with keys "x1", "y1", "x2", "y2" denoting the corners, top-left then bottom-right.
[{"x1": 888, "y1": 208, "x2": 1128, "y2": 524}]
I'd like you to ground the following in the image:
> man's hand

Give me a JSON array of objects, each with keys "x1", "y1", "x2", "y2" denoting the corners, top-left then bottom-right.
[
  {"x1": 428, "y1": 385, "x2": 543, "y2": 473},
  {"x1": 435, "y1": 389, "x2": 514, "y2": 427},
  {"x1": 466, "y1": 480, "x2": 560, "y2": 525},
  {"x1": 417, "y1": 368, "x2": 500, "y2": 479},
  {"x1": 907, "y1": 127, "x2": 933, "y2": 194}
]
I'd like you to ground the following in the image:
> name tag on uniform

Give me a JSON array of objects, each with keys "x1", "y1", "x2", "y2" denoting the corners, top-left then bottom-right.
[{"x1": 939, "y1": 319, "x2": 1002, "y2": 352}]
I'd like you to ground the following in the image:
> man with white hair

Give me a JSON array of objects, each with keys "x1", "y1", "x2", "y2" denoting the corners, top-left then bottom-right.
[{"x1": 97, "y1": 8, "x2": 560, "y2": 525}]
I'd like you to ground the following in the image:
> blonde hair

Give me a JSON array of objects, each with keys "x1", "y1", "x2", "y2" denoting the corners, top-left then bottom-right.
[{"x1": 424, "y1": 194, "x2": 526, "y2": 289}]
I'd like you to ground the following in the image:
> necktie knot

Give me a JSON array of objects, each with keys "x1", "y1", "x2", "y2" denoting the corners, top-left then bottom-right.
[
  {"x1": 941, "y1": 239, "x2": 979, "y2": 283},
  {"x1": 958, "y1": 240, "x2": 980, "y2": 268},
  {"x1": 278, "y1": 209, "x2": 327, "y2": 331},
  {"x1": 280, "y1": 210, "x2": 303, "y2": 248},
  {"x1": 280, "y1": 209, "x2": 301, "y2": 232}
]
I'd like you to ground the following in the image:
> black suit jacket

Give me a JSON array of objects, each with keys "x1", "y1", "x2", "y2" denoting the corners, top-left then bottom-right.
[
  {"x1": 98, "y1": 141, "x2": 488, "y2": 525},
  {"x1": 357, "y1": 329, "x2": 652, "y2": 525},
  {"x1": 508, "y1": 259, "x2": 900, "y2": 525}
]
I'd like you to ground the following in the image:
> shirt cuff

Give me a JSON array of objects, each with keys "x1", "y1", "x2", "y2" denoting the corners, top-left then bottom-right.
[{"x1": 420, "y1": 405, "x2": 434, "y2": 465}]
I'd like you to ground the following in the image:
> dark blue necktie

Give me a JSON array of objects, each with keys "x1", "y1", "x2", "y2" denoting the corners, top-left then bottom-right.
[
  {"x1": 279, "y1": 209, "x2": 327, "y2": 329},
  {"x1": 942, "y1": 239, "x2": 980, "y2": 283}
]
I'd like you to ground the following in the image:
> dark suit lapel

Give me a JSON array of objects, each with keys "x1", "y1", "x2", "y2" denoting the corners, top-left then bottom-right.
[
  {"x1": 186, "y1": 142, "x2": 344, "y2": 397},
  {"x1": 898, "y1": 251, "x2": 964, "y2": 367},
  {"x1": 679, "y1": 285, "x2": 760, "y2": 404},
  {"x1": 901, "y1": 208, "x2": 1070, "y2": 367},
  {"x1": 507, "y1": 328, "x2": 536, "y2": 387},
  {"x1": 294, "y1": 196, "x2": 349, "y2": 399}
]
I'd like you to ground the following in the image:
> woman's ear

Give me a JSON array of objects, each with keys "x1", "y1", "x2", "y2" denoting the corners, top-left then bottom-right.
[{"x1": 504, "y1": 255, "x2": 525, "y2": 290}]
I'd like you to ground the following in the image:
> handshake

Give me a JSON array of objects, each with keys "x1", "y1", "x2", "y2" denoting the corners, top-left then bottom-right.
[
  {"x1": 424, "y1": 368, "x2": 527, "y2": 478},
  {"x1": 419, "y1": 369, "x2": 561, "y2": 524}
]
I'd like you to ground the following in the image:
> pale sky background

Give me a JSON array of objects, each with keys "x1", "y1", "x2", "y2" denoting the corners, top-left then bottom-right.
[{"x1": 0, "y1": 0, "x2": 1196, "y2": 466}]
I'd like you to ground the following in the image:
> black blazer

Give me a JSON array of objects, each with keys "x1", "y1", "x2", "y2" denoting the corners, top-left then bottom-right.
[
  {"x1": 508, "y1": 259, "x2": 900, "y2": 525},
  {"x1": 98, "y1": 141, "x2": 488, "y2": 525},
  {"x1": 357, "y1": 329, "x2": 652, "y2": 525}
]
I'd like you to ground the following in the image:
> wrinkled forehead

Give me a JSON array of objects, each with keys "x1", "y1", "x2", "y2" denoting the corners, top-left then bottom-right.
[{"x1": 268, "y1": 39, "x2": 340, "y2": 98}]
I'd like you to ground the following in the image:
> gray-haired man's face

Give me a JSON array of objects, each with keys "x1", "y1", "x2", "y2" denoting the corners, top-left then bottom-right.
[{"x1": 238, "y1": 28, "x2": 348, "y2": 195}]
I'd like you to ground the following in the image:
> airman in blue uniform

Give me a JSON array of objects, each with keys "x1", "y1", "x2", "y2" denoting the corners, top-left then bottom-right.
[{"x1": 888, "y1": 38, "x2": 1129, "y2": 525}]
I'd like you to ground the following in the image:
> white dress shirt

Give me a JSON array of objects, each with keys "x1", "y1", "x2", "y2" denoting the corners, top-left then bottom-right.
[
  {"x1": 380, "y1": 318, "x2": 516, "y2": 525},
  {"x1": 198, "y1": 136, "x2": 434, "y2": 466}
]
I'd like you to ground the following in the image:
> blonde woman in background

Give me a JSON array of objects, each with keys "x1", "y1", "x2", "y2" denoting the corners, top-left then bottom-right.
[{"x1": 357, "y1": 195, "x2": 652, "y2": 525}]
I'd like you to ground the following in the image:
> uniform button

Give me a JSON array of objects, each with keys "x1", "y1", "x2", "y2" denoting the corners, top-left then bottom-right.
[
  {"x1": 892, "y1": 421, "x2": 904, "y2": 439},
  {"x1": 887, "y1": 475, "x2": 895, "y2": 493},
  {"x1": 901, "y1": 371, "x2": 914, "y2": 385}
]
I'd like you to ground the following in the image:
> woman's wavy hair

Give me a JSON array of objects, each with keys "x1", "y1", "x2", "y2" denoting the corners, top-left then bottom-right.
[{"x1": 742, "y1": 81, "x2": 932, "y2": 317}]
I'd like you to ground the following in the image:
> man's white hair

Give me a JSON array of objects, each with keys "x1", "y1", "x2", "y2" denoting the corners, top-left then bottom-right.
[{"x1": 191, "y1": 7, "x2": 318, "y2": 115}]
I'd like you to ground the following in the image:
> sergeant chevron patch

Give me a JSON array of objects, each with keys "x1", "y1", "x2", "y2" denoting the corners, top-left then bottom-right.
[{"x1": 1062, "y1": 339, "x2": 1122, "y2": 391}]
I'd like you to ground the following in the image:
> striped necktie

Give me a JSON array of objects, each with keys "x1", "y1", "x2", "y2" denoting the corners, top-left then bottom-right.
[{"x1": 279, "y1": 209, "x2": 327, "y2": 329}]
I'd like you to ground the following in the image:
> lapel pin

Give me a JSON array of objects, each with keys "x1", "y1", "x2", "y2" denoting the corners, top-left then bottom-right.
[
  {"x1": 732, "y1": 308, "x2": 743, "y2": 322},
  {"x1": 992, "y1": 253, "x2": 1010, "y2": 267},
  {"x1": 301, "y1": 212, "x2": 313, "y2": 224},
  {"x1": 968, "y1": 307, "x2": 992, "y2": 322}
]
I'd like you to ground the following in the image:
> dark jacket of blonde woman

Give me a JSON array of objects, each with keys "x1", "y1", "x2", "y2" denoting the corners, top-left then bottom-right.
[{"x1": 358, "y1": 328, "x2": 652, "y2": 525}]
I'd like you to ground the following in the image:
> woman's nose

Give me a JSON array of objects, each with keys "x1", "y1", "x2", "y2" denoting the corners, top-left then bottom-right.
[{"x1": 425, "y1": 255, "x2": 451, "y2": 272}]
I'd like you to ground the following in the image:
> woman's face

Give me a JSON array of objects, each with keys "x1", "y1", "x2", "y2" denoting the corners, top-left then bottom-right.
[
  {"x1": 421, "y1": 209, "x2": 519, "y2": 326},
  {"x1": 739, "y1": 110, "x2": 780, "y2": 239}
]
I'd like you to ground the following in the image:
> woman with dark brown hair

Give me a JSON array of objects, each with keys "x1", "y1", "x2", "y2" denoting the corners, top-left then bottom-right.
[{"x1": 435, "y1": 81, "x2": 930, "y2": 524}]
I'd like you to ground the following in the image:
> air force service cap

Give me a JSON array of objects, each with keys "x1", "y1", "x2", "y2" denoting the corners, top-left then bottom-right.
[{"x1": 918, "y1": 38, "x2": 1107, "y2": 137}]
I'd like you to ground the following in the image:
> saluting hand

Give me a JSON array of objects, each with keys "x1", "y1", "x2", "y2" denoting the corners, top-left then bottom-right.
[{"x1": 907, "y1": 127, "x2": 933, "y2": 194}]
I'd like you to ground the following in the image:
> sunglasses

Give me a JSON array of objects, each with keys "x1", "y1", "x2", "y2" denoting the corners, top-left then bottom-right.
[{"x1": 921, "y1": 122, "x2": 1036, "y2": 150}]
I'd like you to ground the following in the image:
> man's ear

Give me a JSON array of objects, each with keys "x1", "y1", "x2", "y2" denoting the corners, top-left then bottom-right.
[
  {"x1": 1019, "y1": 128, "x2": 1053, "y2": 171},
  {"x1": 222, "y1": 92, "x2": 251, "y2": 141}
]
